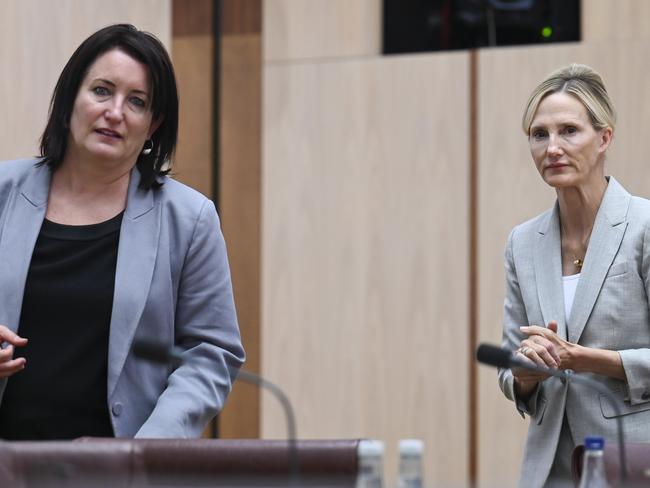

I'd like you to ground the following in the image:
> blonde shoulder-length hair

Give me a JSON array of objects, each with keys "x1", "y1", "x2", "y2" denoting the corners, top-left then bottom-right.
[{"x1": 521, "y1": 63, "x2": 616, "y2": 135}]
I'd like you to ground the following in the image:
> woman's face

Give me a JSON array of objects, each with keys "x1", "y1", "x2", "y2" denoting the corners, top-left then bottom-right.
[
  {"x1": 528, "y1": 92, "x2": 612, "y2": 189},
  {"x1": 67, "y1": 48, "x2": 159, "y2": 169}
]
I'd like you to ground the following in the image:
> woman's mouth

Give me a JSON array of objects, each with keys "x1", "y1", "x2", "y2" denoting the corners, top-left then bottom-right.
[
  {"x1": 546, "y1": 162, "x2": 568, "y2": 169},
  {"x1": 95, "y1": 128, "x2": 122, "y2": 139}
]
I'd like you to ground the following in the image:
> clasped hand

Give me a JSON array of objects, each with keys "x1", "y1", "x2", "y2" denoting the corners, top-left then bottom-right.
[
  {"x1": 0, "y1": 325, "x2": 27, "y2": 378},
  {"x1": 513, "y1": 320, "x2": 577, "y2": 395}
]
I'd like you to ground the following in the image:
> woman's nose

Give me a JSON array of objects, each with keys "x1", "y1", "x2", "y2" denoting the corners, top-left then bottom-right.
[
  {"x1": 546, "y1": 134, "x2": 562, "y2": 156},
  {"x1": 104, "y1": 101, "x2": 124, "y2": 122}
]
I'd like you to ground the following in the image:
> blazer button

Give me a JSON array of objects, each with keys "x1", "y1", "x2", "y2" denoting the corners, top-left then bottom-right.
[
  {"x1": 112, "y1": 402, "x2": 123, "y2": 416},
  {"x1": 642, "y1": 391, "x2": 650, "y2": 401}
]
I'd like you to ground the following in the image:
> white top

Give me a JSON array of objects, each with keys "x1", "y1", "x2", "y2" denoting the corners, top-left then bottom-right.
[{"x1": 563, "y1": 273, "x2": 581, "y2": 322}]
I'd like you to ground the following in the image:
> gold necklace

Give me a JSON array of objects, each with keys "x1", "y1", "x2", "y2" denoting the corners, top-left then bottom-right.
[{"x1": 563, "y1": 228, "x2": 592, "y2": 271}]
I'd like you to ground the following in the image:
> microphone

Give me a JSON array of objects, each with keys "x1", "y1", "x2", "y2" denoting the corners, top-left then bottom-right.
[
  {"x1": 132, "y1": 339, "x2": 300, "y2": 486},
  {"x1": 476, "y1": 343, "x2": 628, "y2": 487}
]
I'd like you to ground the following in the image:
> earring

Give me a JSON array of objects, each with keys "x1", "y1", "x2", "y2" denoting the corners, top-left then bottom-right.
[{"x1": 142, "y1": 139, "x2": 153, "y2": 155}]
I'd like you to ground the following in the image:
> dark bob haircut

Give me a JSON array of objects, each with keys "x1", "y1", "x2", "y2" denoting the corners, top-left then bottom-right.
[{"x1": 39, "y1": 24, "x2": 178, "y2": 189}]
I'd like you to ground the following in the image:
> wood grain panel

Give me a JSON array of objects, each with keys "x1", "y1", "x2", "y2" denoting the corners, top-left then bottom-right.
[
  {"x1": 262, "y1": 52, "x2": 470, "y2": 486},
  {"x1": 0, "y1": 0, "x2": 171, "y2": 161},
  {"x1": 217, "y1": 33, "x2": 262, "y2": 438},
  {"x1": 173, "y1": 0, "x2": 212, "y2": 36},
  {"x1": 583, "y1": 0, "x2": 650, "y2": 42},
  {"x1": 264, "y1": 0, "x2": 381, "y2": 62},
  {"x1": 477, "y1": 40, "x2": 650, "y2": 486},
  {"x1": 222, "y1": 0, "x2": 261, "y2": 35},
  {"x1": 170, "y1": 35, "x2": 214, "y2": 198}
]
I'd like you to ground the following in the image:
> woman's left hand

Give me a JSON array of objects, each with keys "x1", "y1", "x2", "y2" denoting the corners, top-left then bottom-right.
[{"x1": 520, "y1": 320, "x2": 580, "y2": 371}]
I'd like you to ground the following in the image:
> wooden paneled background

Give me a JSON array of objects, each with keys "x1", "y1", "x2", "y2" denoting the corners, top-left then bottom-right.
[
  {"x1": 5, "y1": 1, "x2": 650, "y2": 487},
  {"x1": 262, "y1": 52, "x2": 470, "y2": 484}
]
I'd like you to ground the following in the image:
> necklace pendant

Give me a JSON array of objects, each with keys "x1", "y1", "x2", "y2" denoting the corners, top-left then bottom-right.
[{"x1": 574, "y1": 258, "x2": 583, "y2": 269}]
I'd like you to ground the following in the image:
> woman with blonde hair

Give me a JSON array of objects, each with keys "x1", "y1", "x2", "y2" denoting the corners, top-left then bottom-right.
[{"x1": 499, "y1": 63, "x2": 650, "y2": 487}]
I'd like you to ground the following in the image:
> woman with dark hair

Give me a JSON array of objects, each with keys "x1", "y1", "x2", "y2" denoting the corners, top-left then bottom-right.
[{"x1": 0, "y1": 24, "x2": 244, "y2": 439}]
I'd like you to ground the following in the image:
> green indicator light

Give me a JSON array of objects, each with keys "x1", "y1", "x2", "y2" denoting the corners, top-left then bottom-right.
[{"x1": 541, "y1": 26, "x2": 553, "y2": 38}]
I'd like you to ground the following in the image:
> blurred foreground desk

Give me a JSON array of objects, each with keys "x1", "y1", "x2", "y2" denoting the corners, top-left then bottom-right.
[{"x1": 0, "y1": 438, "x2": 360, "y2": 487}]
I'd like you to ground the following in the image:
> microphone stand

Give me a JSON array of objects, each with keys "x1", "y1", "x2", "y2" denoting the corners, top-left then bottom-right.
[
  {"x1": 234, "y1": 370, "x2": 300, "y2": 486},
  {"x1": 132, "y1": 340, "x2": 301, "y2": 486}
]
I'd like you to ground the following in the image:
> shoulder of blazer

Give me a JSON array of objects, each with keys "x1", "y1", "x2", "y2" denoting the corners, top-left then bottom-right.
[
  {"x1": 154, "y1": 175, "x2": 216, "y2": 216},
  {"x1": 0, "y1": 158, "x2": 44, "y2": 185},
  {"x1": 0, "y1": 158, "x2": 49, "y2": 207},
  {"x1": 510, "y1": 205, "x2": 556, "y2": 245}
]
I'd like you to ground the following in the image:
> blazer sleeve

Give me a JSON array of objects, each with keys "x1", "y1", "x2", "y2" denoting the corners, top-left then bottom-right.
[
  {"x1": 135, "y1": 199, "x2": 245, "y2": 438},
  {"x1": 618, "y1": 220, "x2": 650, "y2": 405},
  {"x1": 498, "y1": 227, "x2": 543, "y2": 417}
]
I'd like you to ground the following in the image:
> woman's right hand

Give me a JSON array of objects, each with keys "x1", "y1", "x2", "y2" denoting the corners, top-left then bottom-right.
[
  {"x1": 512, "y1": 322, "x2": 561, "y2": 399},
  {"x1": 0, "y1": 325, "x2": 27, "y2": 378}
]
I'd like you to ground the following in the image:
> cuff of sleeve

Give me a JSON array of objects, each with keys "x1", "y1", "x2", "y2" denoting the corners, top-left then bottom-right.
[
  {"x1": 619, "y1": 349, "x2": 650, "y2": 405},
  {"x1": 514, "y1": 382, "x2": 540, "y2": 418},
  {"x1": 502, "y1": 369, "x2": 539, "y2": 418}
]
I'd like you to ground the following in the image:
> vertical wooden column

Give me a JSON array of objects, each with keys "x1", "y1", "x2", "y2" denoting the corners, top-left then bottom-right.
[
  {"x1": 217, "y1": 0, "x2": 262, "y2": 438},
  {"x1": 171, "y1": 0, "x2": 214, "y2": 198},
  {"x1": 172, "y1": 0, "x2": 216, "y2": 437},
  {"x1": 172, "y1": 0, "x2": 261, "y2": 437}
]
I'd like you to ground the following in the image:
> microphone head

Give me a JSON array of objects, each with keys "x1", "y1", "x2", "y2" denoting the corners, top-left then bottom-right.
[{"x1": 476, "y1": 343, "x2": 513, "y2": 369}]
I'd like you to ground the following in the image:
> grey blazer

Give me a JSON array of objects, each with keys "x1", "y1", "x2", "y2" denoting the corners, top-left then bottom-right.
[
  {"x1": 499, "y1": 177, "x2": 650, "y2": 487},
  {"x1": 0, "y1": 159, "x2": 245, "y2": 438}
]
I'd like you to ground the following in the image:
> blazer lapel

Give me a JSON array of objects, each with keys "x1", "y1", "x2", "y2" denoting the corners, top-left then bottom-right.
[
  {"x1": 534, "y1": 202, "x2": 568, "y2": 339},
  {"x1": 107, "y1": 170, "x2": 160, "y2": 396},
  {"x1": 568, "y1": 177, "x2": 629, "y2": 343},
  {"x1": 0, "y1": 163, "x2": 50, "y2": 332}
]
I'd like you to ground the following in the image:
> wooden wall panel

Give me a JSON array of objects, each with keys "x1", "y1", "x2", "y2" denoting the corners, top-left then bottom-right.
[
  {"x1": 218, "y1": 31, "x2": 263, "y2": 438},
  {"x1": 173, "y1": 0, "x2": 263, "y2": 440},
  {"x1": 477, "y1": 40, "x2": 650, "y2": 486},
  {"x1": 0, "y1": 0, "x2": 170, "y2": 162},
  {"x1": 171, "y1": 35, "x2": 213, "y2": 197},
  {"x1": 263, "y1": 0, "x2": 381, "y2": 62},
  {"x1": 583, "y1": 0, "x2": 650, "y2": 42},
  {"x1": 262, "y1": 52, "x2": 470, "y2": 485}
]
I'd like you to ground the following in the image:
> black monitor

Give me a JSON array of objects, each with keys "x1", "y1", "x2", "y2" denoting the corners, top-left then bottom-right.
[{"x1": 383, "y1": 0, "x2": 580, "y2": 54}]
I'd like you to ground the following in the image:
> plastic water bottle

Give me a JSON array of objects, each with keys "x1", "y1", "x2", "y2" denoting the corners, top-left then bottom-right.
[
  {"x1": 397, "y1": 439, "x2": 424, "y2": 488},
  {"x1": 356, "y1": 440, "x2": 385, "y2": 488},
  {"x1": 578, "y1": 436, "x2": 609, "y2": 488}
]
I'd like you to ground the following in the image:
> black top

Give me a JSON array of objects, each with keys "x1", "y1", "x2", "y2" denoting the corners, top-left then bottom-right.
[{"x1": 0, "y1": 212, "x2": 123, "y2": 439}]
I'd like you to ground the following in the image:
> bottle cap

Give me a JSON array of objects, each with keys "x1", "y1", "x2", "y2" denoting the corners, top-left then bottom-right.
[
  {"x1": 399, "y1": 439, "x2": 424, "y2": 456},
  {"x1": 358, "y1": 440, "x2": 385, "y2": 458},
  {"x1": 584, "y1": 436, "x2": 604, "y2": 450}
]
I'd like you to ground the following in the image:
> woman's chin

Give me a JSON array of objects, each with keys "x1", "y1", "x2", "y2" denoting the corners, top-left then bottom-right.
[
  {"x1": 543, "y1": 173, "x2": 579, "y2": 189},
  {"x1": 82, "y1": 145, "x2": 135, "y2": 166}
]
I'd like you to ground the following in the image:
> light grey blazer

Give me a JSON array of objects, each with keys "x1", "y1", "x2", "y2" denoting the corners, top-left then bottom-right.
[
  {"x1": 0, "y1": 159, "x2": 245, "y2": 438},
  {"x1": 499, "y1": 177, "x2": 650, "y2": 487}
]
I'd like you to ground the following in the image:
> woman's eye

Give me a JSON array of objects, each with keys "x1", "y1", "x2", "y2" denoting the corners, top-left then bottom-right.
[
  {"x1": 92, "y1": 86, "x2": 110, "y2": 97},
  {"x1": 129, "y1": 97, "x2": 146, "y2": 108},
  {"x1": 565, "y1": 126, "x2": 577, "y2": 135},
  {"x1": 532, "y1": 131, "x2": 547, "y2": 140}
]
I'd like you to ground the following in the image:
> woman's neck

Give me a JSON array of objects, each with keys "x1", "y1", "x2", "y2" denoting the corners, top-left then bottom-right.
[
  {"x1": 557, "y1": 176, "x2": 608, "y2": 238},
  {"x1": 46, "y1": 156, "x2": 133, "y2": 225},
  {"x1": 57, "y1": 149, "x2": 135, "y2": 191}
]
